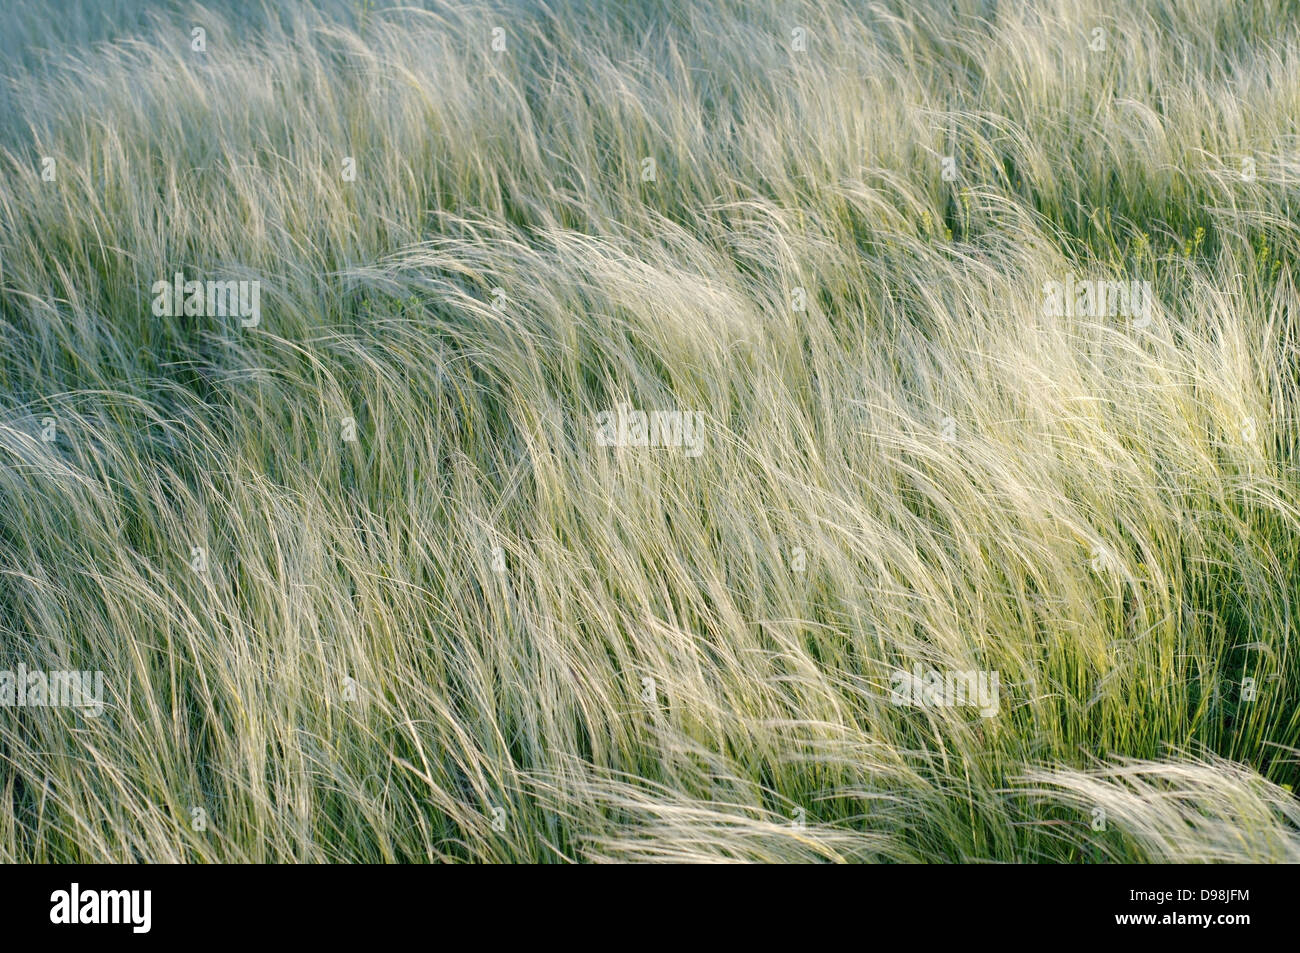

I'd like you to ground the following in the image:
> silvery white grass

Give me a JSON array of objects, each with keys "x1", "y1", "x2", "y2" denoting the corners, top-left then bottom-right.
[{"x1": 0, "y1": 0, "x2": 1297, "y2": 862}]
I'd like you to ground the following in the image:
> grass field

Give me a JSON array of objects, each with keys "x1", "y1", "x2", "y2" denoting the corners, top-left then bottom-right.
[{"x1": 1, "y1": 0, "x2": 1298, "y2": 863}]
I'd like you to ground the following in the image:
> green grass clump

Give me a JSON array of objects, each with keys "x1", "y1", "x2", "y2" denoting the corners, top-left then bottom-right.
[{"x1": 0, "y1": 0, "x2": 1298, "y2": 862}]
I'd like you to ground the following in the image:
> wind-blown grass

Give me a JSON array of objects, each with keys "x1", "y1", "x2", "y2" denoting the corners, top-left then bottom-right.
[{"x1": 0, "y1": 0, "x2": 1297, "y2": 862}]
